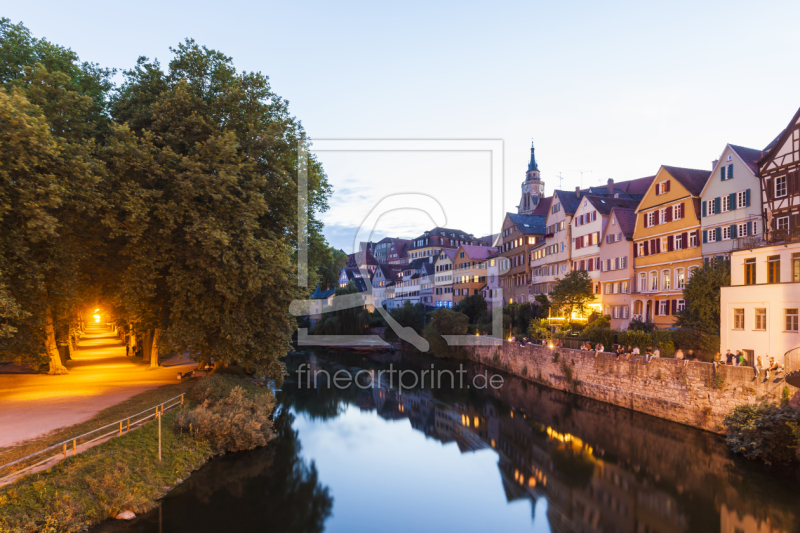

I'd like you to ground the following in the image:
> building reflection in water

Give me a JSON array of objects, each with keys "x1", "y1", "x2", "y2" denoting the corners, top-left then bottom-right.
[{"x1": 286, "y1": 352, "x2": 798, "y2": 533}]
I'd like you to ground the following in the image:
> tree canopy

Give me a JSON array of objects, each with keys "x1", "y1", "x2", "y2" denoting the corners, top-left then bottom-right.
[
  {"x1": 550, "y1": 270, "x2": 595, "y2": 319},
  {"x1": 0, "y1": 21, "x2": 334, "y2": 378},
  {"x1": 676, "y1": 259, "x2": 729, "y2": 334}
]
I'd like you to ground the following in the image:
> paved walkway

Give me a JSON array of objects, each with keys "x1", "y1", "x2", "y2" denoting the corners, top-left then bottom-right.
[{"x1": 0, "y1": 325, "x2": 196, "y2": 448}]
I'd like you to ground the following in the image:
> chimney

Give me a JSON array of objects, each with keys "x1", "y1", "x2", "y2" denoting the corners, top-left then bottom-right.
[
  {"x1": 575, "y1": 186, "x2": 580, "y2": 197},
  {"x1": 712, "y1": 159, "x2": 718, "y2": 170},
  {"x1": 607, "y1": 178, "x2": 614, "y2": 194}
]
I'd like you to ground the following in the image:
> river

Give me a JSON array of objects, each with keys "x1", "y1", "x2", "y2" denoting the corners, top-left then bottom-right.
[{"x1": 97, "y1": 351, "x2": 800, "y2": 533}]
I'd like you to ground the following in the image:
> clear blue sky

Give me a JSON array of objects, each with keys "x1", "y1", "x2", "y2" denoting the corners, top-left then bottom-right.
[{"x1": 8, "y1": 0, "x2": 800, "y2": 250}]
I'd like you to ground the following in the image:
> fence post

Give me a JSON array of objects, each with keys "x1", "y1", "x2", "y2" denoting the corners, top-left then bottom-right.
[
  {"x1": 62, "y1": 443, "x2": 67, "y2": 459},
  {"x1": 119, "y1": 421, "x2": 123, "y2": 436},
  {"x1": 127, "y1": 418, "x2": 130, "y2": 433},
  {"x1": 157, "y1": 412, "x2": 162, "y2": 462},
  {"x1": 72, "y1": 439, "x2": 76, "y2": 455},
  {"x1": 181, "y1": 394, "x2": 184, "y2": 406}
]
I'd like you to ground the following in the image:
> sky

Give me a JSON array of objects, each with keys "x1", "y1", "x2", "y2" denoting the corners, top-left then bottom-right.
[{"x1": 7, "y1": 0, "x2": 800, "y2": 251}]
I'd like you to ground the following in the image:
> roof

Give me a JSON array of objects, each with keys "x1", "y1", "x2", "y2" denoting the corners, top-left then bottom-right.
[
  {"x1": 376, "y1": 264, "x2": 402, "y2": 282},
  {"x1": 552, "y1": 190, "x2": 583, "y2": 215},
  {"x1": 661, "y1": 166, "x2": 711, "y2": 197},
  {"x1": 407, "y1": 258, "x2": 430, "y2": 270},
  {"x1": 729, "y1": 145, "x2": 762, "y2": 175},
  {"x1": 412, "y1": 227, "x2": 477, "y2": 242},
  {"x1": 477, "y1": 233, "x2": 499, "y2": 246},
  {"x1": 377, "y1": 237, "x2": 394, "y2": 244},
  {"x1": 527, "y1": 142, "x2": 539, "y2": 172},
  {"x1": 612, "y1": 175, "x2": 655, "y2": 196},
  {"x1": 435, "y1": 249, "x2": 457, "y2": 263},
  {"x1": 506, "y1": 213, "x2": 547, "y2": 234},
  {"x1": 759, "y1": 106, "x2": 800, "y2": 167},
  {"x1": 459, "y1": 245, "x2": 498, "y2": 261},
  {"x1": 421, "y1": 262, "x2": 435, "y2": 276},
  {"x1": 531, "y1": 196, "x2": 553, "y2": 217},
  {"x1": 309, "y1": 284, "x2": 336, "y2": 300},
  {"x1": 608, "y1": 207, "x2": 637, "y2": 240},
  {"x1": 583, "y1": 196, "x2": 640, "y2": 216}
]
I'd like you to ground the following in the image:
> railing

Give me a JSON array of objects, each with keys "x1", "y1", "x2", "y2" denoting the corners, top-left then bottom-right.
[
  {"x1": 0, "y1": 393, "x2": 185, "y2": 483},
  {"x1": 784, "y1": 346, "x2": 800, "y2": 374}
]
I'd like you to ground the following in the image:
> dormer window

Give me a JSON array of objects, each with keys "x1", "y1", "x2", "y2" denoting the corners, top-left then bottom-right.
[{"x1": 656, "y1": 180, "x2": 670, "y2": 195}]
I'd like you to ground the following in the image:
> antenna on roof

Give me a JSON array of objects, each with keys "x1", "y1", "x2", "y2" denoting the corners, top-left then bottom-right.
[{"x1": 556, "y1": 172, "x2": 564, "y2": 190}]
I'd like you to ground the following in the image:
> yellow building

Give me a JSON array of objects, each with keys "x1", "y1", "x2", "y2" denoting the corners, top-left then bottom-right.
[{"x1": 632, "y1": 166, "x2": 710, "y2": 327}]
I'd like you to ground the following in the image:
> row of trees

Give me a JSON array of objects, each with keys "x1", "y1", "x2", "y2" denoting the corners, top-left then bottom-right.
[{"x1": 0, "y1": 19, "x2": 337, "y2": 377}]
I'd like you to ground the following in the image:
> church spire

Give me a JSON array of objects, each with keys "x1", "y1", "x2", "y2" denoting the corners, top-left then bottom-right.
[{"x1": 527, "y1": 141, "x2": 539, "y2": 172}]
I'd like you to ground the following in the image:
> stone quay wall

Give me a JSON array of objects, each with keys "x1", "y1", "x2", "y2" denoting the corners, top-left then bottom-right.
[{"x1": 470, "y1": 342, "x2": 799, "y2": 433}]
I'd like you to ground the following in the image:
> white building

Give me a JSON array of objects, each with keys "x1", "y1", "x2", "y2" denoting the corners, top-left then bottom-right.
[
  {"x1": 721, "y1": 242, "x2": 800, "y2": 366},
  {"x1": 700, "y1": 144, "x2": 763, "y2": 261}
]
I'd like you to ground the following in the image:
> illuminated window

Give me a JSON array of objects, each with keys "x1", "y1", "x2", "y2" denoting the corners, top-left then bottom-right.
[
  {"x1": 767, "y1": 255, "x2": 780, "y2": 284},
  {"x1": 676, "y1": 268, "x2": 685, "y2": 289},
  {"x1": 650, "y1": 271, "x2": 658, "y2": 291},
  {"x1": 744, "y1": 258, "x2": 756, "y2": 285},
  {"x1": 661, "y1": 270, "x2": 670, "y2": 291}
]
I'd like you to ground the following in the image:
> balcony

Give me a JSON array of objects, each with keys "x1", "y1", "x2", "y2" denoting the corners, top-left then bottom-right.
[{"x1": 734, "y1": 230, "x2": 800, "y2": 251}]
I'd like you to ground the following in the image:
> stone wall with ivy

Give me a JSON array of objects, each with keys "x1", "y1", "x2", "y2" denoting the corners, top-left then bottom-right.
[{"x1": 471, "y1": 343, "x2": 799, "y2": 433}]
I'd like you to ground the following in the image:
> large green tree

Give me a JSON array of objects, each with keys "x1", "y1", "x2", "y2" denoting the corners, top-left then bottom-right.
[
  {"x1": 550, "y1": 270, "x2": 595, "y2": 320},
  {"x1": 0, "y1": 19, "x2": 111, "y2": 372},
  {"x1": 104, "y1": 41, "x2": 331, "y2": 375},
  {"x1": 676, "y1": 259, "x2": 730, "y2": 334}
]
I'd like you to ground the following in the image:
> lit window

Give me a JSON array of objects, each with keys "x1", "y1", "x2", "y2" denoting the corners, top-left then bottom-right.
[
  {"x1": 676, "y1": 268, "x2": 685, "y2": 289},
  {"x1": 661, "y1": 237, "x2": 669, "y2": 252},
  {"x1": 662, "y1": 269, "x2": 670, "y2": 291},
  {"x1": 639, "y1": 273, "x2": 647, "y2": 292},
  {"x1": 755, "y1": 308, "x2": 767, "y2": 330},
  {"x1": 786, "y1": 309, "x2": 799, "y2": 332},
  {"x1": 734, "y1": 309, "x2": 744, "y2": 329},
  {"x1": 676, "y1": 299, "x2": 685, "y2": 312},
  {"x1": 744, "y1": 258, "x2": 756, "y2": 285},
  {"x1": 650, "y1": 271, "x2": 658, "y2": 291},
  {"x1": 672, "y1": 204, "x2": 682, "y2": 220},
  {"x1": 793, "y1": 253, "x2": 800, "y2": 282}
]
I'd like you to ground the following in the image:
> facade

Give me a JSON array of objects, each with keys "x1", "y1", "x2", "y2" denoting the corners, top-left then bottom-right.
[
  {"x1": 720, "y1": 242, "x2": 800, "y2": 365},
  {"x1": 518, "y1": 142, "x2": 546, "y2": 215},
  {"x1": 307, "y1": 284, "x2": 336, "y2": 328},
  {"x1": 386, "y1": 239, "x2": 411, "y2": 265},
  {"x1": 498, "y1": 212, "x2": 547, "y2": 304},
  {"x1": 481, "y1": 252, "x2": 502, "y2": 311},
  {"x1": 408, "y1": 227, "x2": 484, "y2": 263},
  {"x1": 571, "y1": 196, "x2": 640, "y2": 302},
  {"x1": 758, "y1": 106, "x2": 800, "y2": 240},
  {"x1": 433, "y1": 249, "x2": 456, "y2": 308},
  {"x1": 452, "y1": 245, "x2": 498, "y2": 304},
  {"x1": 372, "y1": 264, "x2": 402, "y2": 308},
  {"x1": 530, "y1": 190, "x2": 576, "y2": 299},
  {"x1": 700, "y1": 145, "x2": 763, "y2": 261},
  {"x1": 372, "y1": 237, "x2": 397, "y2": 263},
  {"x1": 598, "y1": 207, "x2": 637, "y2": 329},
  {"x1": 419, "y1": 262, "x2": 435, "y2": 306},
  {"x1": 632, "y1": 166, "x2": 709, "y2": 327}
]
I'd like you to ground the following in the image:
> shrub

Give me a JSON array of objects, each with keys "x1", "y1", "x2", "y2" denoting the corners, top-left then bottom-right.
[
  {"x1": 723, "y1": 403, "x2": 800, "y2": 465},
  {"x1": 423, "y1": 308, "x2": 469, "y2": 358},
  {"x1": 188, "y1": 373, "x2": 262, "y2": 404},
  {"x1": 176, "y1": 386, "x2": 275, "y2": 454}
]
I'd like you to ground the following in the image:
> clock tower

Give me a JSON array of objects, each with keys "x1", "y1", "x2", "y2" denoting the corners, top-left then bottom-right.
[{"x1": 518, "y1": 142, "x2": 544, "y2": 215}]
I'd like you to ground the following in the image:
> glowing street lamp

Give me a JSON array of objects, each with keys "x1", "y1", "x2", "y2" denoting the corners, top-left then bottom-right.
[{"x1": 94, "y1": 314, "x2": 101, "y2": 323}]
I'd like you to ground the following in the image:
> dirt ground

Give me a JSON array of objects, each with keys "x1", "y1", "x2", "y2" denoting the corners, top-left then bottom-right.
[{"x1": 0, "y1": 325, "x2": 196, "y2": 448}]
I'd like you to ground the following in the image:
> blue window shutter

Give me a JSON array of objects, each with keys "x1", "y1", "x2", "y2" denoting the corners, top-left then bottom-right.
[
  {"x1": 730, "y1": 224, "x2": 737, "y2": 238},
  {"x1": 728, "y1": 164, "x2": 733, "y2": 180},
  {"x1": 702, "y1": 201, "x2": 706, "y2": 217},
  {"x1": 720, "y1": 166, "x2": 725, "y2": 181},
  {"x1": 715, "y1": 197, "x2": 721, "y2": 214},
  {"x1": 746, "y1": 188, "x2": 751, "y2": 207},
  {"x1": 703, "y1": 230, "x2": 708, "y2": 243},
  {"x1": 715, "y1": 227, "x2": 721, "y2": 241},
  {"x1": 729, "y1": 193, "x2": 736, "y2": 210}
]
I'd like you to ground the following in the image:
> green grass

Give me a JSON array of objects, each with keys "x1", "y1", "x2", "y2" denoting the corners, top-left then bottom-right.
[
  {"x1": 0, "y1": 382, "x2": 194, "y2": 473},
  {"x1": 0, "y1": 408, "x2": 213, "y2": 533}
]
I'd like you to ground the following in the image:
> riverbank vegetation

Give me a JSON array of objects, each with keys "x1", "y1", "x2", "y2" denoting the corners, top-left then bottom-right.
[
  {"x1": 723, "y1": 403, "x2": 800, "y2": 465},
  {"x1": 0, "y1": 374, "x2": 275, "y2": 532}
]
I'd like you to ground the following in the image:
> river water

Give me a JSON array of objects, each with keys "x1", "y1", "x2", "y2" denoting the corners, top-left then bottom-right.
[{"x1": 98, "y1": 351, "x2": 800, "y2": 533}]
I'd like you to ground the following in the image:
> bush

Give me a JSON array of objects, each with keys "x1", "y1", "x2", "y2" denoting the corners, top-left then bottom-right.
[
  {"x1": 628, "y1": 317, "x2": 655, "y2": 332},
  {"x1": 723, "y1": 403, "x2": 800, "y2": 465},
  {"x1": 671, "y1": 328, "x2": 719, "y2": 362},
  {"x1": 188, "y1": 373, "x2": 262, "y2": 404},
  {"x1": 423, "y1": 308, "x2": 469, "y2": 358},
  {"x1": 176, "y1": 385, "x2": 275, "y2": 454}
]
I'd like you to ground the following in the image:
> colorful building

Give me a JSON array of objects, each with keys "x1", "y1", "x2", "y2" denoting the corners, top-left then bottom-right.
[
  {"x1": 598, "y1": 207, "x2": 637, "y2": 329},
  {"x1": 632, "y1": 166, "x2": 709, "y2": 326},
  {"x1": 452, "y1": 245, "x2": 498, "y2": 304}
]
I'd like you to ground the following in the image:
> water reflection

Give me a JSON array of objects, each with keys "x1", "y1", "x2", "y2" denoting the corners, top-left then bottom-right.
[{"x1": 98, "y1": 351, "x2": 800, "y2": 533}]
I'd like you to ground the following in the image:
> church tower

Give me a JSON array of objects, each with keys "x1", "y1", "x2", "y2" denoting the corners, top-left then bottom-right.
[{"x1": 518, "y1": 142, "x2": 544, "y2": 215}]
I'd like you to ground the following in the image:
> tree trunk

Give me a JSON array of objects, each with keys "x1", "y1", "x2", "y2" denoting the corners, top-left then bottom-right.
[
  {"x1": 143, "y1": 329, "x2": 152, "y2": 363},
  {"x1": 68, "y1": 333, "x2": 77, "y2": 361},
  {"x1": 150, "y1": 329, "x2": 160, "y2": 369},
  {"x1": 46, "y1": 307, "x2": 68, "y2": 375}
]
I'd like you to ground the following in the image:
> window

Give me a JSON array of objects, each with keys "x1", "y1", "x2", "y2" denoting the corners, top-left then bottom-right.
[
  {"x1": 676, "y1": 299, "x2": 685, "y2": 313},
  {"x1": 707, "y1": 200, "x2": 716, "y2": 215},
  {"x1": 777, "y1": 217, "x2": 789, "y2": 231},
  {"x1": 634, "y1": 301, "x2": 643, "y2": 315},
  {"x1": 737, "y1": 222, "x2": 748, "y2": 238},
  {"x1": 661, "y1": 237, "x2": 669, "y2": 252},
  {"x1": 689, "y1": 232, "x2": 698, "y2": 248},
  {"x1": 657, "y1": 181, "x2": 669, "y2": 195},
  {"x1": 637, "y1": 242, "x2": 645, "y2": 256},
  {"x1": 650, "y1": 271, "x2": 658, "y2": 291},
  {"x1": 613, "y1": 282, "x2": 620, "y2": 294},
  {"x1": 672, "y1": 204, "x2": 682, "y2": 220},
  {"x1": 734, "y1": 309, "x2": 744, "y2": 329},
  {"x1": 737, "y1": 190, "x2": 748, "y2": 209},
  {"x1": 723, "y1": 226, "x2": 731, "y2": 240},
  {"x1": 676, "y1": 268, "x2": 685, "y2": 289},
  {"x1": 767, "y1": 255, "x2": 780, "y2": 284},
  {"x1": 744, "y1": 258, "x2": 756, "y2": 285},
  {"x1": 794, "y1": 253, "x2": 800, "y2": 282},
  {"x1": 786, "y1": 309, "x2": 799, "y2": 332},
  {"x1": 722, "y1": 195, "x2": 731, "y2": 212},
  {"x1": 658, "y1": 300, "x2": 668, "y2": 316},
  {"x1": 639, "y1": 272, "x2": 647, "y2": 292},
  {"x1": 621, "y1": 281, "x2": 628, "y2": 293},
  {"x1": 755, "y1": 308, "x2": 767, "y2": 330},
  {"x1": 662, "y1": 269, "x2": 670, "y2": 291},
  {"x1": 776, "y1": 176, "x2": 787, "y2": 198},
  {"x1": 707, "y1": 229, "x2": 717, "y2": 243},
  {"x1": 659, "y1": 208, "x2": 668, "y2": 224}
]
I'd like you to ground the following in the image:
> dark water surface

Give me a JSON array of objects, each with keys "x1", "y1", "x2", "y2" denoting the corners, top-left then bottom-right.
[{"x1": 97, "y1": 351, "x2": 800, "y2": 533}]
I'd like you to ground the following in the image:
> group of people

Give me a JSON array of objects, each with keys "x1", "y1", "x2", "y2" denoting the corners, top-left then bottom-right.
[
  {"x1": 715, "y1": 350, "x2": 784, "y2": 378},
  {"x1": 578, "y1": 342, "x2": 662, "y2": 363}
]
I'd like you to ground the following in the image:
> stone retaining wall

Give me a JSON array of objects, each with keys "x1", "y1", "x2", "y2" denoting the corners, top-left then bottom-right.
[{"x1": 470, "y1": 343, "x2": 799, "y2": 433}]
